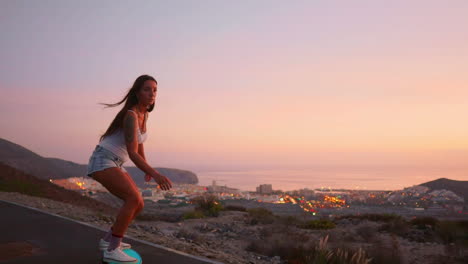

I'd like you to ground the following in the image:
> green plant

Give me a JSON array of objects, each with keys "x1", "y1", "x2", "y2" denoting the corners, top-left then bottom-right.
[
  {"x1": 190, "y1": 194, "x2": 223, "y2": 217},
  {"x1": 246, "y1": 207, "x2": 275, "y2": 225},
  {"x1": 183, "y1": 209, "x2": 205, "y2": 220}
]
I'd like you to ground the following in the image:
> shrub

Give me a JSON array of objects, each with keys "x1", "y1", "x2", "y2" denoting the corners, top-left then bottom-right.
[
  {"x1": 366, "y1": 235, "x2": 402, "y2": 264},
  {"x1": 435, "y1": 220, "x2": 468, "y2": 244},
  {"x1": 277, "y1": 215, "x2": 302, "y2": 226},
  {"x1": 223, "y1": 204, "x2": 247, "y2": 212},
  {"x1": 247, "y1": 234, "x2": 372, "y2": 264},
  {"x1": 246, "y1": 232, "x2": 313, "y2": 261},
  {"x1": 305, "y1": 235, "x2": 372, "y2": 264},
  {"x1": 410, "y1": 217, "x2": 439, "y2": 229},
  {"x1": 356, "y1": 223, "x2": 377, "y2": 241},
  {"x1": 379, "y1": 218, "x2": 409, "y2": 236},
  {"x1": 336, "y1": 213, "x2": 403, "y2": 223},
  {"x1": 300, "y1": 219, "x2": 336, "y2": 230},
  {"x1": 183, "y1": 210, "x2": 205, "y2": 220},
  {"x1": 246, "y1": 207, "x2": 275, "y2": 225},
  {"x1": 189, "y1": 194, "x2": 223, "y2": 217}
]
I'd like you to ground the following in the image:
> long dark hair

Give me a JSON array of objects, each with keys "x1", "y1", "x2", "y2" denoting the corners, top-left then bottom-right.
[{"x1": 99, "y1": 75, "x2": 157, "y2": 142}]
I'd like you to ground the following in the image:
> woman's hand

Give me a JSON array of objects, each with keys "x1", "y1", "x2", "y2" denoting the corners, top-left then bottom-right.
[{"x1": 149, "y1": 171, "x2": 173, "y2": 190}]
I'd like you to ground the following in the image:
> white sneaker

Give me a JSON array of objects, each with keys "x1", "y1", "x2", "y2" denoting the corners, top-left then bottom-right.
[
  {"x1": 99, "y1": 238, "x2": 131, "y2": 250},
  {"x1": 103, "y1": 247, "x2": 138, "y2": 263}
]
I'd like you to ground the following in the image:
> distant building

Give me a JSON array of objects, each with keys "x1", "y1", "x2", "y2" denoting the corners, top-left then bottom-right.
[
  {"x1": 207, "y1": 180, "x2": 239, "y2": 194},
  {"x1": 256, "y1": 184, "x2": 273, "y2": 194},
  {"x1": 298, "y1": 188, "x2": 315, "y2": 198}
]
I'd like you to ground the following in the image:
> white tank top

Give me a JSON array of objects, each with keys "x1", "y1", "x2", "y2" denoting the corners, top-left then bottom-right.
[{"x1": 98, "y1": 110, "x2": 148, "y2": 162}]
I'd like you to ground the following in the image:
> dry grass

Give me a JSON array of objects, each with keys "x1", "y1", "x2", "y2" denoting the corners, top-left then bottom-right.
[{"x1": 248, "y1": 234, "x2": 373, "y2": 264}]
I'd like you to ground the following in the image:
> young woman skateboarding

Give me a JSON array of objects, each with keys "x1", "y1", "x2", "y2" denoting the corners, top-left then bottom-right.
[{"x1": 86, "y1": 74, "x2": 173, "y2": 263}]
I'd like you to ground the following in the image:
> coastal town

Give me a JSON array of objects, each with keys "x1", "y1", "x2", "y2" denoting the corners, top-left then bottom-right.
[{"x1": 51, "y1": 177, "x2": 467, "y2": 219}]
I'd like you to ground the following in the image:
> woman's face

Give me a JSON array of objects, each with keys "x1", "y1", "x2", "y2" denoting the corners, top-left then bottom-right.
[{"x1": 137, "y1": 80, "x2": 157, "y2": 106}]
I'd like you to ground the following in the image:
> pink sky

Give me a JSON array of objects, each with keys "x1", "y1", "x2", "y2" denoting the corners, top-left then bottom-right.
[{"x1": 1, "y1": 1, "x2": 467, "y2": 183}]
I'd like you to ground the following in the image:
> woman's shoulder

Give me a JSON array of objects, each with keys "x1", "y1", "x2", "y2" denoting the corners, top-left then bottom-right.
[
  {"x1": 125, "y1": 108, "x2": 138, "y2": 118},
  {"x1": 123, "y1": 109, "x2": 138, "y2": 125},
  {"x1": 124, "y1": 108, "x2": 148, "y2": 123}
]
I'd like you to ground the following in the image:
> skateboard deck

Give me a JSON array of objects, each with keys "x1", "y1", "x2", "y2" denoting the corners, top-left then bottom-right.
[{"x1": 102, "y1": 248, "x2": 142, "y2": 264}]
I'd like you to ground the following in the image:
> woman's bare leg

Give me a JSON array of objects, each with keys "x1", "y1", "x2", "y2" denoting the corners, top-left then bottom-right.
[
  {"x1": 91, "y1": 167, "x2": 143, "y2": 237},
  {"x1": 123, "y1": 172, "x2": 144, "y2": 221}
]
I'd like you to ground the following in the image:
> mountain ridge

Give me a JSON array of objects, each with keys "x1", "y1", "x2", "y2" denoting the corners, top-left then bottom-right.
[
  {"x1": 0, "y1": 137, "x2": 198, "y2": 186},
  {"x1": 0, "y1": 162, "x2": 117, "y2": 214},
  {"x1": 420, "y1": 177, "x2": 468, "y2": 202}
]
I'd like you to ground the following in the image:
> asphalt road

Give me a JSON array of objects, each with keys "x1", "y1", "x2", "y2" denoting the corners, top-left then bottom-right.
[{"x1": 0, "y1": 199, "x2": 224, "y2": 264}]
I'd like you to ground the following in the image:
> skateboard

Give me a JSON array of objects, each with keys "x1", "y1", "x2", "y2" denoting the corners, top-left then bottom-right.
[{"x1": 102, "y1": 248, "x2": 142, "y2": 264}]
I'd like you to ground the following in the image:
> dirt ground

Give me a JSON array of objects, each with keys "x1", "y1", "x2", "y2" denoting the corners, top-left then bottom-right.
[{"x1": 1, "y1": 191, "x2": 466, "y2": 264}]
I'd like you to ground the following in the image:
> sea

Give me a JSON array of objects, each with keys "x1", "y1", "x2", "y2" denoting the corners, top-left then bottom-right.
[{"x1": 196, "y1": 167, "x2": 468, "y2": 192}]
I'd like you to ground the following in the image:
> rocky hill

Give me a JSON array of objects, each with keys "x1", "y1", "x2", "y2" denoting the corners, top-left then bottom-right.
[
  {"x1": 126, "y1": 167, "x2": 198, "y2": 187},
  {"x1": 420, "y1": 178, "x2": 468, "y2": 202},
  {"x1": 0, "y1": 137, "x2": 199, "y2": 186},
  {"x1": 0, "y1": 162, "x2": 117, "y2": 214},
  {"x1": 0, "y1": 138, "x2": 64, "y2": 179}
]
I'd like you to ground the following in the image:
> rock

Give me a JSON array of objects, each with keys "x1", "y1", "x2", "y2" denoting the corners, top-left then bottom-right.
[{"x1": 271, "y1": 256, "x2": 281, "y2": 264}]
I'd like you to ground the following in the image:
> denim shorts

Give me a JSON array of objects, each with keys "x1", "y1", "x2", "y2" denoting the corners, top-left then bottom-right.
[{"x1": 86, "y1": 145, "x2": 127, "y2": 177}]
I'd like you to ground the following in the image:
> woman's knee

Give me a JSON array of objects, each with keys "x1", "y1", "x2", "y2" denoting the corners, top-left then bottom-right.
[
  {"x1": 136, "y1": 197, "x2": 144, "y2": 212},
  {"x1": 124, "y1": 194, "x2": 142, "y2": 207},
  {"x1": 126, "y1": 195, "x2": 144, "y2": 209}
]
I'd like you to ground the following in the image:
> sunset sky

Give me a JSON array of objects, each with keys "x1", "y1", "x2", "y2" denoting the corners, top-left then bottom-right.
[{"x1": 1, "y1": 1, "x2": 467, "y2": 181}]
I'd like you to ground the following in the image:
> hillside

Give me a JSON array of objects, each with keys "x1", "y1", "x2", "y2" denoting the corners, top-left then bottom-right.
[
  {"x1": 0, "y1": 162, "x2": 117, "y2": 214},
  {"x1": 126, "y1": 167, "x2": 198, "y2": 187},
  {"x1": 420, "y1": 178, "x2": 468, "y2": 202},
  {"x1": 0, "y1": 138, "x2": 64, "y2": 180},
  {"x1": 0, "y1": 137, "x2": 198, "y2": 185}
]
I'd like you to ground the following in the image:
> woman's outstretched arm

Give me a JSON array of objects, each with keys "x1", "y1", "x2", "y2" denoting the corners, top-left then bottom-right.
[
  {"x1": 124, "y1": 112, "x2": 172, "y2": 190},
  {"x1": 138, "y1": 143, "x2": 153, "y2": 182},
  {"x1": 138, "y1": 143, "x2": 146, "y2": 161}
]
